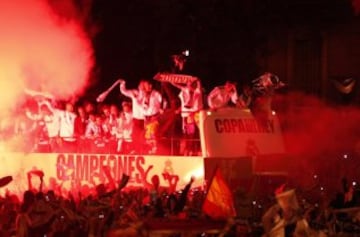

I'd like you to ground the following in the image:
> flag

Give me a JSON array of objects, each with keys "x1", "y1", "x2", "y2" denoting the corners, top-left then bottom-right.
[
  {"x1": 0, "y1": 176, "x2": 12, "y2": 188},
  {"x1": 202, "y1": 167, "x2": 236, "y2": 219},
  {"x1": 276, "y1": 189, "x2": 299, "y2": 212}
]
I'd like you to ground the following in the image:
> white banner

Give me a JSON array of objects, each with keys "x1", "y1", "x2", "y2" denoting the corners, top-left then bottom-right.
[{"x1": 198, "y1": 108, "x2": 286, "y2": 158}]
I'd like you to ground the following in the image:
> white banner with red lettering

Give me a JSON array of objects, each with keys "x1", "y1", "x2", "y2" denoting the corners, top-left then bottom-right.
[
  {"x1": 198, "y1": 108, "x2": 286, "y2": 158},
  {"x1": 153, "y1": 73, "x2": 197, "y2": 84},
  {"x1": 0, "y1": 153, "x2": 204, "y2": 197}
]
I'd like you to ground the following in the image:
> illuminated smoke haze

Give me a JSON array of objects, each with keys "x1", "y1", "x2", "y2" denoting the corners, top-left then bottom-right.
[
  {"x1": 274, "y1": 92, "x2": 360, "y2": 194},
  {"x1": 0, "y1": 0, "x2": 94, "y2": 115}
]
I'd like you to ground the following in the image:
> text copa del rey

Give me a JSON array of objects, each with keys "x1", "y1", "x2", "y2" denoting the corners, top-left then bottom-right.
[{"x1": 214, "y1": 118, "x2": 275, "y2": 134}]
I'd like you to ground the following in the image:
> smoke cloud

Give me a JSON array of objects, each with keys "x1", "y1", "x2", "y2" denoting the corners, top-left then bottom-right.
[
  {"x1": 0, "y1": 0, "x2": 94, "y2": 114},
  {"x1": 277, "y1": 92, "x2": 360, "y2": 156},
  {"x1": 275, "y1": 92, "x2": 360, "y2": 194}
]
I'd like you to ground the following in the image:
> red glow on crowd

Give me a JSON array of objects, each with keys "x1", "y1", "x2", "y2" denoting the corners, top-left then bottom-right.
[{"x1": 0, "y1": 0, "x2": 93, "y2": 116}]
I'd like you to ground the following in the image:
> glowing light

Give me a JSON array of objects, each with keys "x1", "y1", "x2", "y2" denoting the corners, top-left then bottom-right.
[
  {"x1": 183, "y1": 165, "x2": 204, "y2": 184},
  {"x1": 272, "y1": 110, "x2": 276, "y2": 115},
  {"x1": 353, "y1": 181, "x2": 357, "y2": 186},
  {"x1": 313, "y1": 174, "x2": 318, "y2": 179},
  {"x1": 343, "y1": 154, "x2": 348, "y2": 159},
  {"x1": 252, "y1": 200, "x2": 257, "y2": 205},
  {"x1": 0, "y1": 0, "x2": 94, "y2": 114},
  {"x1": 183, "y1": 50, "x2": 190, "y2": 56},
  {"x1": 0, "y1": 0, "x2": 94, "y2": 152},
  {"x1": 206, "y1": 111, "x2": 212, "y2": 116},
  {"x1": 320, "y1": 186, "x2": 324, "y2": 191},
  {"x1": 0, "y1": 143, "x2": 6, "y2": 153}
]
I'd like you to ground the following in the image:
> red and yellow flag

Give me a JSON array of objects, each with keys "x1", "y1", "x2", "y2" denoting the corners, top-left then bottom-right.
[{"x1": 202, "y1": 168, "x2": 236, "y2": 219}]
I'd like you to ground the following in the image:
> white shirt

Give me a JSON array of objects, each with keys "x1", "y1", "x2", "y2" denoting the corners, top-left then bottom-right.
[
  {"x1": 104, "y1": 114, "x2": 118, "y2": 137},
  {"x1": 120, "y1": 82, "x2": 145, "y2": 120},
  {"x1": 85, "y1": 121, "x2": 103, "y2": 138},
  {"x1": 179, "y1": 87, "x2": 203, "y2": 117},
  {"x1": 58, "y1": 110, "x2": 76, "y2": 141},
  {"x1": 207, "y1": 86, "x2": 238, "y2": 109},
  {"x1": 115, "y1": 112, "x2": 133, "y2": 140},
  {"x1": 30, "y1": 100, "x2": 71, "y2": 139},
  {"x1": 142, "y1": 90, "x2": 163, "y2": 117},
  {"x1": 43, "y1": 113, "x2": 60, "y2": 138},
  {"x1": 24, "y1": 109, "x2": 60, "y2": 138}
]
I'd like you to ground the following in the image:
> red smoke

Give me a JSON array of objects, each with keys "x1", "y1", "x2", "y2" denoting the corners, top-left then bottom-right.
[
  {"x1": 276, "y1": 92, "x2": 360, "y2": 156},
  {"x1": 352, "y1": 0, "x2": 360, "y2": 15},
  {"x1": 275, "y1": 92, "x2": 360, "y2": 194},
  {"x1": 0, "y1": 0, "x2": 94, "y2": 114}
]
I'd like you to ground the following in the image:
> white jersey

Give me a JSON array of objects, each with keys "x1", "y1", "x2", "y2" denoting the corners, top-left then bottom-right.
[
  {"x1": 58, "y1": 110, "x2": 76, "y2": 141},
  {"x1": 120, "y1": 82, "x2": 145, "y2": 120},
  {"x1": 115, "y1": 112, "x2": 133, "y2": 140},
  {"x1": 179, "y1": 87, "x2": 203, "y2": 117},
  {"x1": 142, "y1": 90, "x2": 163, "y2": 117},
  {"x1": 43, "y1": 113, "x2": 60, "y2": 138},
  {"x1": 85, "y1": 121, "x2": 103, "y2": 138}
]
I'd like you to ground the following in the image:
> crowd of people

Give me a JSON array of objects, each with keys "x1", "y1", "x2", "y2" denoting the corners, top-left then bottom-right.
[
  {"x1": 0, "y1": 169, "x2": 358, "y2": 236},
  {"x1": 0, "y1": 53, "x2": 289, "y2": 236},
  {"x1": 1, "y1": 69, "x2": 284, "y2": 156},
  {"x1": 0, "y1": 172, "x2": 215, "y2": 237}
]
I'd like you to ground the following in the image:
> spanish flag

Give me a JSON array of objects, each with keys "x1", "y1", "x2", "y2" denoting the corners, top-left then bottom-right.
[{"x1": 202, "y1": 167, "x2": 236, "y2": 219}]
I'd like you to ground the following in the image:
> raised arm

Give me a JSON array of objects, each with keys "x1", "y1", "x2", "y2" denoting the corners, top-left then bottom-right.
[
  {"x1": 207, "y1": 87, "x2": 219, "y2": 109},
  {"x1": 38, "y1": 100, "x2": 55, "y2": 113},
  {"x1": 25, "y1": 110, "x2": 41, "y2": 121},
  {"x1": 119, "y1": 80, "x2": 136, "y2": 99},
  {"x1": 24, "y1": 88, "x2": 55, "y2": 100}
]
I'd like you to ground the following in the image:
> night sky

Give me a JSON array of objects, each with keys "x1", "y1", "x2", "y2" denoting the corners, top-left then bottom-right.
[{"x1": 89, "y1": 0, "x2": 353, "y2": 100}]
